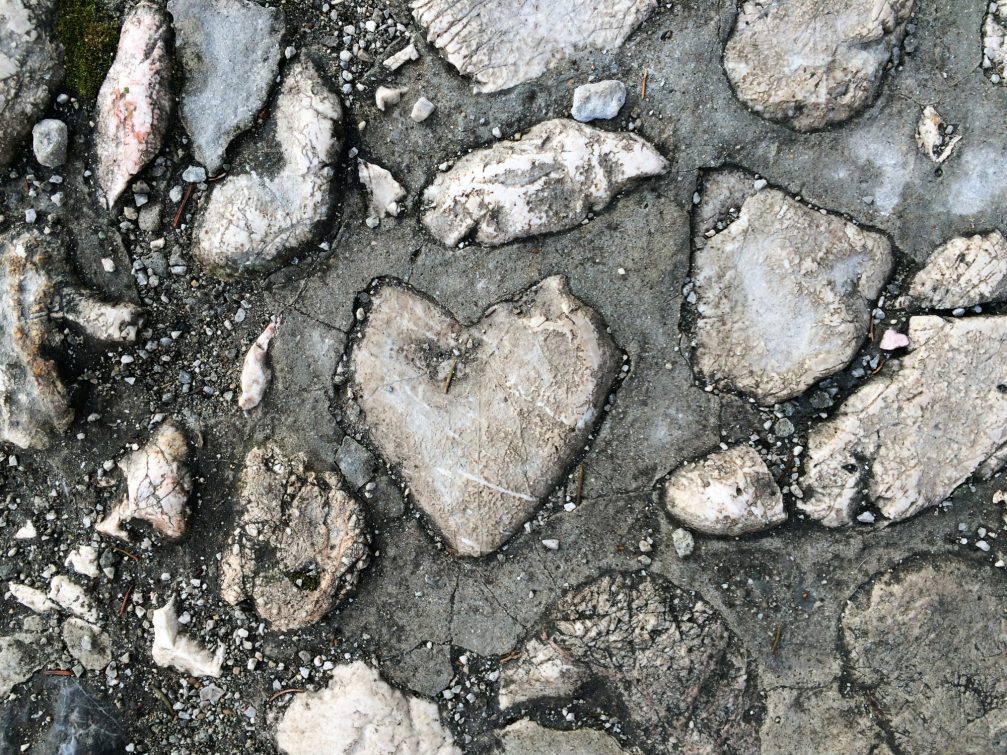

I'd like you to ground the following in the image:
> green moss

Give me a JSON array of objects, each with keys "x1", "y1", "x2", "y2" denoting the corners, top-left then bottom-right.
[{"x1": 56, "y1": 0, "x2": 119, "y2": 100}]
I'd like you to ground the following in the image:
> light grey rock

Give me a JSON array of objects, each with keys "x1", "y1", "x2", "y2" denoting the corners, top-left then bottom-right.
[
  {"x1": 984, "y1": 2, "x2": 1006, "y2": 84},
  {"x1": 275, "y1": 661, "x2": 460, "y2": 755},
  {"x1": 348, "y1": 276, "x2": 620, "y2": 557},
  {"x1": 181, "y1": 165, "x2": 206, "y2": 183},
  {"x1": 48, "y1": 576, "x2": 98, "y2": 623},
  {"x1": 335, "y1": 436, "x2": 377, "y2": 491},
  {"x1": 410, "y1": 96, "x2": 435, "y2": 123},
  {"x1": 411, "y1": 0, "x2": 655, "y2": 93},
  {"x1": 760, "y1": 685, "x2": 890, "y2": 755},
  {"x1": 32, "y1": 118, "x2": 67, "y2": 167},
  {"x1": 0, "y1": 0, "x2": 63, "y2": 170},
  {"x1": 151, "y1": 597, "x2": 224, "y2": 677},
  {"x1": 671, "y1": 527, "x2": 694, "y2": 557},
  {"x1": 358, "y1": 159, "x2": 405, "y2": 222},
  {"x1": 496, "y1": 720, "x2": 627, "y2": 754},
  {"x1": 842, "y1": 558, "x2": 1007, "y2": 753},
  {"x1": 663, "y1": 445, "x2": 786, "y2": 535},
  {"x1": 0, "y1": 229, "x2": 143, "y2": 449},
  {"x1": 375, "y1": 85, "x2": 407, "y2": 111},
  {"x1": 61, "y1": 618, "x2": 112, "y2": 671},
  {"x1": 690, "y1": 169, "x2": 892, "y2": 404},
  {"x1": 192, "y1": 59, "x2": 344, "y2": 278},
  {"x1": 901, "y1": 231, "x2": 1007, "y2": 309},
  {"x1": 0, "y1": 631, "x2": 55, "y2": 696},
  {"x1": 94, "y1": 1, "x2": 173, "y2": 208},
  {"x1": 915, "y1": 105, "x2": 961, "y2": 164},
  {"x1": 219, "y1": 445, "x2": 370, "y2": 631},
  {"x1": 499, "y1": 573, "x2": 758, "y2": 754},
  {"x1": 168, "y1": 0, "x2": 285, "y2": 173},
  {"x1": 421, "y1": 119, "x2": 668, "y2": 247},
  {"x1": 800, "y1": 316, "x2": 1007, "y2": 526},
  {"x1": 724, "y1": 0, "x2": 914, "y2": 131},
  {"x1": 571, "y1": 79, "x2": 626, "y2": 122}
]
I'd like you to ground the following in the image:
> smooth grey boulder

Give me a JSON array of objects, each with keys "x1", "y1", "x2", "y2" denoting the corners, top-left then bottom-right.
[{"x1": 32, "y1": 118, "x2": 68, "y2": 167}]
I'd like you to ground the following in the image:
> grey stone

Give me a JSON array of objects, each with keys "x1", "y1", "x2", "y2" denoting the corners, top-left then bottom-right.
[
  {"x1": 0, "y1": 631, "x2": 53, "y2": 696},
  {"x1": 496, "y1": 720, "x2": 627, "y2": 754},
  {"x1": 181, "y1": 165, "x2": 206, "y2": 183},
  {"x1": 168, "y1": 0, "x2": 285, "y2": 173},
  {"x1": 335, "y1": 436, "x2": 377, "y2": 490},
  {"x1": 571, "y1": 79, "x2": 627, "y2": 122},
  {"x1": 671, "y1": 527, "x2": 694, "y2": 557},
  {"x1": 61, "y1": 618, "x2": 112, "y2": 671},
  {"x1": 32, "y1": 118, "x2": 67, "y2": 167},
  {"x1": 901, "y1": 231, "x2": 1007, "y2": 309}
]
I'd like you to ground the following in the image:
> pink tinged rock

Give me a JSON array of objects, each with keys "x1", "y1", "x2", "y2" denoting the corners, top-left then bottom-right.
[
  {"x1": 94, "y1": 1, "x2": 172, "y2": 209},
  {"x1": 238, "y1": 321, "x2": 276, "y2": 411},
  {"x1": 879, "y1": 328, "x2": 909, "y2": 350}
]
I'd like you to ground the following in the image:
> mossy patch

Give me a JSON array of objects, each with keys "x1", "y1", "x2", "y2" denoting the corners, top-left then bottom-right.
[{"x1": 56, "y1": 0, "x2": 119, "y2": 100}]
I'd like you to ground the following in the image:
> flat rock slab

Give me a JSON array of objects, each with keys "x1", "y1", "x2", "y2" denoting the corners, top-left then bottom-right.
[
  {"x1": 902, "y1": 231, "x2": 1007, "y2": 309},
  {"x1": 347, "y1": 275, "x2": 621, "y2": 557},
  {"x1": 220, "y1": 445, "x2": 370, "y2": 631},
  {"x1": 724, "y1": 0, "x2": 913, "y2": 131},
  {"x1": 498, "y1": 572, "x2": 759, "y2": 754},
  {"x1": 842, "y1": 558, "x2": 1007, "y2": 753},
  {"x1": 663, "y1": 444, "x2": 786, "y2": 535},
  {"x1": 421, "y1": 119, "x2": 667, "y2": 247},
  {"x1": 801, "y1": 315, "x2": 1007, "y2": 526},
  {"x1": 411, "y1": 0, "x2": 655, "y2": 93},
  {"x1": 690, "y1": 169, "x2": 892, "y2": 404},
  {"x1": 496, "y1": 720, "x2": 627, "y2": 754},
  {"x1": 169, "y1": 0, "x2": 284, "y2": 174}
]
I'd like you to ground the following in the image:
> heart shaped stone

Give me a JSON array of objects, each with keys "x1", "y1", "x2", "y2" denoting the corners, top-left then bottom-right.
[{"x1": 347, "y1": 276, "x2": 620, "y2": 557}]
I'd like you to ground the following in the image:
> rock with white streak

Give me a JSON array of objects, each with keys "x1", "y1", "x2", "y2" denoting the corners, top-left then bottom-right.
[
  {"x1": 411, "y1": 0, "x2": 655, "y2": 93},
  {"x1": 358, "y1": 159, "x2": 406, "y2": 222},
  {"x1": 65, "y1": 545, "x2": 101, "y2": 579},
  {"x1": 724, "y1": 0, "x2": 914, "y2": 131},
  {"x1": 984, "y1": 2, "x2": 1007, "y2": 84},
  {"x1": 801, "y1": 316, "x2": 1007, "y2": 526},
  {"x1": 375, "y1": 85, "x2": 407, "y2": 111},
  {"x1": 7, "y1": 582, "x2": 57, "y2": 613},
  {"x1": 94, "y1": 1, "x2": 173, "y2": 208},
  {"x1": 348, "y1": 276, "x2": 620, "y2": 557},
  {"x1": 496, "y1": 720, "x2": 627, "y2": 755},
  {"x1": 168, "y1": 0, "x2": 285, "y2": 173},
  {"x1": 275, "y1": 661, "x2": 459, "y2": 755},
  {"x1": 192, "y1": 59, "x2": 344, "y2": 278},
  {"x1": 151, "y1": 597, "x2": 224, "y2": 677},
  {"x1": 220, "y1": 445, "x2": 370, "y2": 631},
  {"x1": 0, "y1": 229, "x2": 143, "y2": 450},
  {"x1": 97, "y1": 421, "x2": 193, "y2": 541},
  {"x1": 0, "y1": 0, "x2": 63, "y2": 170},
  {"x1": 421, "y1": 119, "x2": 668, "y2": 247},
  {"x1": 238, "y1": 321, "x2": 277, "y2": 411},
  {"x1": 61, "y1": 618, "x2": 111, "y2": 670},
  {"x1": 915, "y1": 106, "x2": 961, "y2": 164},
  {"x1": 690, "y1": 169, "x2": 892, "y2": 404},
  {"x1": 49, "y1": 575, "x2": 98, "y2": 622},
  {"x1": 901, "y1": 231, "x2": 1007, "y2": 309},
  {"x1": 571, "y1": 80, "x2": 626, "y2": 122},
  {"x1": 663, "y1": 445, "x2": 786, "y2": 535}
]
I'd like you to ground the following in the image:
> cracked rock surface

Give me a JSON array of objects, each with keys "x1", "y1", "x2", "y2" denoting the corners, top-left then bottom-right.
[
  {"x1": 220, "y1": 445, "x2": 370, "y2": 631},
  {"x1": 902, "y1": 231, "x2": 1007, "y2": 309},
  {"x1": 346, "y1": 276, "x2": 620, "y2": 557},
  {"x1": 724, "y1": 0, "x2": 914, "y2": 131},
  {"x1": 421, "y1": 119, "x2": 668, "y2": 247},
  {"x1": 801, "y1": 315, "x2": 1007, "y2": 526},
  {"x1": 411, "y1": 0, "x2": 655, "y2": 93},
  {"x1": 689, "y1": 169, "x2": 892, "y2": 404}
]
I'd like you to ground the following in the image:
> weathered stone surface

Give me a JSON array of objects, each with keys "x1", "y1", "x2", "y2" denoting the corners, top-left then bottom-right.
[
  {"x1": 347, "y1": 276, "x2": 620, "y2": 557},
  {"x1": 690, "y1": 170, "x2": 892, "y2": 404},
  {"x1": 571, "y1": 79, "x2": 627, "y2": 122},
  {"x1": 358, "y1": 159, "x2": 406, "y2": 224},
  {"x1": 0, "y1": 229, "x2": 143, "y2": 449},
  {"x1": 168, "y1": 0, "x2": 285, "y2": 173},
  {"x1": 0, "y1": 0, "x2": 62, "y2": 170},
  {"x1": 61, "y1": 618, "x2": 112, "y2": 671},
  {"x1": 220, "y1": 445, "x2": 370, "y2": 631},
  {"x1": 49, "y1": 575, "x2": 98, "y2": 622},
  {"x1": 499, "y1": 573, "x2": 759, "y2": 754},
  {"x1": 842, "y1": 558, "x2": 1007, "y2": 753},
  {"x1": 97, "y1": 421, "x2": 193, "y2": 541},
  {"x1": 496, "y1": 720, "x2": 627, "y2": 754},
  {"x1": 663, "y1": 445, "x2": 786, "y2": 536},
  {"x1": 94, "y1": 1, "x2": 173, "y2": 209},
  {"x1": 801, "y1": 316, "x2": 1007, "y2": 526},
  {"x1": 984, "y1": 2, "x2": 1007, "y2": 84},
  {"x1": 422, "y1": 119, "x2": 667, "y2": 247},
  {"x1": 32, "y1": 118, "x2": 67, "y2": 167},
  {"x1": 724, "y1": 0, "x2": 913, "y2": 131},
  {"x1": 902, "y1": 231, "x2": 1007, "y2": 309},
  {"x1": 0, "y1": 631, "x2": 54, "y2": 696},
  {"x1": 411, "y1": 0, "x2": 655, "y2": 93},
  {"x1": 275, "y1": 661, "x2": 459, "y2": 755},
  {"x1": 151, "y1": 597, "x2": 224, "y2": 677},
  {"x1": 760, "y1": 685, "x2": 890, "y2": 755},
  {"x1": 192, "y1": 59, "x2": 344, "y2": 278}
]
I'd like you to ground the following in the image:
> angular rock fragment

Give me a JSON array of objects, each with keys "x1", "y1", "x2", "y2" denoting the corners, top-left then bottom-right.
[
  {"x1": 347, "y1": 276, "x2": 621, "y2": 557},
  {"x1": 842, "y1": 558, "x2": 1007, "y2": 752},
  {"x1": 7, "y1": 582, "x2": 57, "y2": 614},
  {"x1": 168, "y1": 0, "x2": 285, "y2": 173},
  {"x1": 276, "y1": 661, "x2": 459, "y2": 754},
  {"x1": 220, "y1": 445, "x2": 369, "y2": 631},
  {"x1": 94, "y1": 1, "x2": 173, "y2": 208},
  {"x1": 724, "y1": 0, "x2": 914, "y2": 131},
  {"x1": 358, "y1": 159, "x2": 405, "y2": 223},
  {"x1": 915, "y1": 105, "x2": 961, "y2": 164},
  {"x1": 0, "y1": 0, "x2": 63, "y2": 170},
  {"x1": 496, "y1": 720, "x2": 627, "y2": 754},
  {"x1": 690, "y1": 170, "x2": 892, "y2": 403},
  {"x1": 48, "y1": 575, "x2": 98, "y2": 623},
  {"x1": 499, "y1": 573, "x2": 758, "y2": 753},
  {"x1": 375, "y1": 85, "x2": 407, "y2": 111},
  {"x1": 571, "y1": 79, "x2": 626, "y2": 122},
  {"x1": 801, "y1": 316, "x2": 1007, "y2": 526},
  {"x1": 411, "y1": 0, "x2": 655, "y2": 93},
  {"x1": 0, "y1": 229, "x2": 143, "y2": 449},
  {"x1": 61, "y1": 618, "x2": 112, "y2": 671},
  {"x1": 151, "y1": 598, "x2": 223, "y2": 677},
  {"x1": 901, "y1": 231, "x2": 1007, "y2": 309},
  {"x1": 191, "y1": 59, "x2": 344, "y2": 278},
  {"x1": 0, "y1": 632, "x2": 55, "y2": 696},
  {"x1": 383, "y1": 42, "x2": 418, "y2": 71},
  {"x1": 984, "y1": 2, "x2": 1007, "y2": 84},
  {"x1": 65, "y1": 545, "x2": 100, "y2": 579},
  {"x1": 410, "y1": 96, "x2": 435, "y2": 123},
  {"x1": 97, "y1": 421, "x2": 193, "y2": 541},
  {"x1": 422, "y1": 119, "x2": 667, "y2": 247},
  {"x1": 238, "y1": 321, "x2": 276, "y2": 411},
  {"x1": 663, "y1": 445, "x2": 786, "y2": 536}
]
